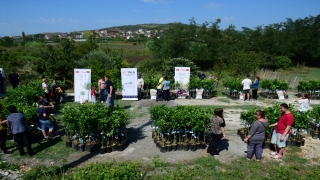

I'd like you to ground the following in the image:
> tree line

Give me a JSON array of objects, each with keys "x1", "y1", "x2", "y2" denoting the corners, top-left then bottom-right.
[{"x1": 146, "y1": 15, "x2": 320, "y2": 69}]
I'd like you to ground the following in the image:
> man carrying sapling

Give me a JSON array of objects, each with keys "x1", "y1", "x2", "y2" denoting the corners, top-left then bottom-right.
[{"x1": 269, "y1": 103, "x2": 294, "y2": 159}]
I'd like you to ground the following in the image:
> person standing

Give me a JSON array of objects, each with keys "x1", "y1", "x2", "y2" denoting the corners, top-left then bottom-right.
[
  {"x1": 198, "y1": 71, "x2": 206, "y2": 80},
  {"x1": 294, "y1": 93, "x2": 310, "y2": 113},
  {"x1": 51, "y1": 79, "x2": 61, "y2": 105},
  {"x1": 252, "y1": 77, "x2": 260, "y2": 101},
  {"x1": 6, "y1": 105, "x2": 34, "y2": 156},
  {"x1": 269, "y1": 103, "x2": 294, "y2": 159},
  {"x1": 105, "y1": 76, "x2": 114, "y2": 107},
  {"x1": 42, "y1": 78, "x2": 50, "y2": 101},
  {"x1": 241, "y1": 74, "x2": 252, "y2": 101},
  {"x1": 0, "y1": 104, "x2": 9, "y2": 154},
  {"x1": 207, "y1": 108, "x2": 226, "y2": 157},
  {"x1": 98, "y1": 76, "x2": 107, "y2": 103},
  {"x1": 91, "y1": 86, "x2": 97, "y2": 104},
  {"x1": 36, "y1": 100, "x2": 54, "y2": 140},
  {"x1": 161, "y1": 76, "x2": 170, "y2": 102},
  {"x1": 137, "y1": 74, "x2": 144, "y2": 100},
  {"x1": 8, "y1": 71, "x2": 19, "y2": 89},
  {"x1": 156, "y1": 74, "x2": 165, "y2": 102},
  {"x1": 244, "y1": 110, "x2": 268, "y2": 161}
]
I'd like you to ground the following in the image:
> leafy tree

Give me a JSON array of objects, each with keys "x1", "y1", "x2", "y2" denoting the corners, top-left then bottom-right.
[
  {"x1": 0, "y1": 36, "x2": 14, "y2": 47},
  {"x1": 229, "y1": 50, "x2": 261, "y2": 78}
]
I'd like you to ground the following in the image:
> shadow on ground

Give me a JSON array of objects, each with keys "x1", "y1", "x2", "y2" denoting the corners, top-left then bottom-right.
[{"x1": 126, "y1": 121, "x2": 151, "y2": 145}]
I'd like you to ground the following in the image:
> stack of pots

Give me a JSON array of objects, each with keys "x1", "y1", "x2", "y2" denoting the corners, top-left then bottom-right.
[
  {"x1": 152, "y1": 129, "x2": 207, "y2": 153},
  {"x1": 65, "y1": 130, "x2": 127, "y2": 154}
]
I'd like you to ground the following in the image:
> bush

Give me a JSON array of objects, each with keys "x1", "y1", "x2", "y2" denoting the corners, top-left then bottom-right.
[
  {"x1": 162, "y1": 57, "x2": 199, "y2": 79},
  {"x1": 275, "y1": 56, "x2": 292, "y2": 70}
]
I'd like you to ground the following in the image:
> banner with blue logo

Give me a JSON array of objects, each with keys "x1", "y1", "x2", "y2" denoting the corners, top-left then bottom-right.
[{"x1": 121, "y1": 68, "x2": 138, "y2": 100}]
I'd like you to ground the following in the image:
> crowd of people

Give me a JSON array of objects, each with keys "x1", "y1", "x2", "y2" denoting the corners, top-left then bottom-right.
[
  {"x1": 97, "y1": 76, "x2": 115, "y2": 106},
  {"x1": 209, "y1": 103, "x2": 296, "y2": 161}
]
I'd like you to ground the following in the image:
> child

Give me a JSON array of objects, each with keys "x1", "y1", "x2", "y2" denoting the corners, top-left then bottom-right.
[{"x1": 91, "y1": 87, "x2": 96, "y2": 104}]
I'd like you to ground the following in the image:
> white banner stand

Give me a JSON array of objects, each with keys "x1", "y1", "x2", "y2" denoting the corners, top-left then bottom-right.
[
  {"x1": 121, "y1": 68, "x2": 138, "y2": 100},
  {"x1": 74, "y1": 69, "x2": 91, "y2": 103},
  {"x1": 277, "y1": 90, "x2": 285, "y2": 100},
  {"x1": 0, "y1": 68, "x2": 6, "y2": 94},
  {"x1": 239, "y1": 92, "x2": 243, "y2": 100},
  {"x1": 174, "y1": 67, "x2": 190, "y2": 98}
]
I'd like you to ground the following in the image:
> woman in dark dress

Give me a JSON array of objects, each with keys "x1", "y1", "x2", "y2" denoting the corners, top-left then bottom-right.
[{"x1": 207, "y1": 108, "x2": 226, "y2": 157}]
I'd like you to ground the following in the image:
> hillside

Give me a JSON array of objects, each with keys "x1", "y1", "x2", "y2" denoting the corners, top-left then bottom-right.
[{"x1": 97, "y1": 22, "x2": 187, "y2": 31}]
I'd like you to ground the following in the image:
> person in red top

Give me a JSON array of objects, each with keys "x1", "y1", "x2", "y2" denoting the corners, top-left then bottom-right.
[
  {"x1": 269, "y1": 103, "x2": 294, "y2": 159},
  {"x1": 91, "y1": 86, "x2": 96, "y2": 104}
]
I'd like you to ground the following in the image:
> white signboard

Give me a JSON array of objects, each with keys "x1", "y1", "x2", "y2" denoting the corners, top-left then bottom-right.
[
  {"x1": 174, "y1": 67, "x2": 190, "y2": 98},
  {"x1": 74, "y1": 69, "x2": 91, "y2": 103},
  {"x1": 121, "y1": 68, "x2": 138, "y2": 100}
]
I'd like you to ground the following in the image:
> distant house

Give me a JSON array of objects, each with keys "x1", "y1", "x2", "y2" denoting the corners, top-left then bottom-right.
[
  {"x1": 146, "y1": 30, "x2": 152, "y2": 34},
  {"x1": 45, "y1": 34, "x2": 52, "y2": 40},
  {"x1": 75, "y1": 34, "x2": 83, "y2": 39},
  {"x1": 74, "y1": 39, "x2": 86, "y2": 42},
  {"x1": 127, "y1": 31, "x2": 132, "y2": 35},
  {"x1": 138, "y1": 29, "x2": 144, "y2": 34}
]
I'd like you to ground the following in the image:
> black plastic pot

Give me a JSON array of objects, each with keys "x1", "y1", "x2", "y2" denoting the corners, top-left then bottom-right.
[
  {"x1": 90, "y1": 144, "x2": 97, "y2": 153},
  {"x1": 160, "y1": 146, "x2": 166, "y2": 153},
  {"x1": 106, "y1": 146, "x2": 112, "y2": 153},
  {"x1": 312, "y1": 133, "x2": 319, "y2": 139},
  {"x1": 237, "y1": 129, "x2": 240, "y2": 135},
  {"x1": 183, "y1": 144, "x2": 189, "y2": 151},
  {"x1": 72, "y1": 142, "x2": 79, "y2": 151},
  {"x1": 296, "y1": 140, "x2": 301, "y2": 147},
  {"x1": 111, "y1": 145, "x2": 116, "y2": 152},
  {"x1": 201, "y1": 142, "x2": 206, "y2": 149},
  {"x1": 291, "y1": 139, "x2": 297, "y2": 146},
  {"x1": 286, "y1": 139, "x2": 291, "y2": 146},
  {"x1": 301, "y1": 139, "x2": 305, "y2": 146},
  {"x1": 100, "y1": 147, "x2": 106, "y2": 154},
  {"x1": 66, "y1": 141, "x2": 72, "y2": 148},
  {"x1": 96, "y1": 143, "x2": 101, "y2": 152},
  {"x1": 177, "y1": 143, "x2": 183, "y2": 151},
  {"x1": 117, "y1": 144, "x2": 123, "y2": 151},
  {"x1": 171, "y1": 144, "x2": 177, "y2": 151},
  {"x1": 190, "y1": 144, "x2": 196, "y2": 152},
  {"x1": 154, "y1": 138, "x2": 157, "y2": 144},
  {"x1": 79, "y1": 144, "x2": 85, "y2": 152},
  {"x1": 156, "y1": 141, "x2": 161, "y2": 149},
  {"x1": 122, "y1": 140, "x2": 126, "y2": 150},
  {"x1": 196, "y1": 143, "x2": 201, "y2": 151},
  {"x1": 85, "y1": 144, "x2": 91, "y2": 152},
  {"x1": 166, "y1": 145, "x2": 172, "y2": 152}
]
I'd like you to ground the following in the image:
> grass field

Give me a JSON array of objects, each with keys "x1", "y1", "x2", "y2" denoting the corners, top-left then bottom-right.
[{"x1": 98, "y1": 42, "x2": 152, "y2": 66}]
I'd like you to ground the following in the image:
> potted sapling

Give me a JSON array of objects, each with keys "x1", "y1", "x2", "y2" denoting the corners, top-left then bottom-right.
[
  {"x1": 171, "y1": 130, "x2": 177, "y2": 151},
  {"x1": 72, "y1": 134, "x2": 79, "y2": 151},
  {"x1": 100, "y1": 133, "x2": 107, "y2": 154}
]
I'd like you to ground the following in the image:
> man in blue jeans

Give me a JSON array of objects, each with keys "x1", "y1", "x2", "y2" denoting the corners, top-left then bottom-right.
[
  {"x1": 156, "y1": 74, "x2": 165, "y2": 102},
  {"x1": 105, "y1": 76, "x2": 114, "y2": 107}
]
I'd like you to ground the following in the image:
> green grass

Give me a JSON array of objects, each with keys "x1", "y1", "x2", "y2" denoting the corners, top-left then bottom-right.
[{"x1": 18, "y1": 155, "x2": 320, "y2": 179}]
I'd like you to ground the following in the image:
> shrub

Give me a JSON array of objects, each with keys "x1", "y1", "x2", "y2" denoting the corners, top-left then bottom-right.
[{"x1": 275, "y1": 56, "x2": 292, "y2": 70}]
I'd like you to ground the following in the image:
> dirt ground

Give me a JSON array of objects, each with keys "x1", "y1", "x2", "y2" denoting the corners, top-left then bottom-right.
[{"x1": 3, "y1": 90, "x2": 320, "y2": 168}]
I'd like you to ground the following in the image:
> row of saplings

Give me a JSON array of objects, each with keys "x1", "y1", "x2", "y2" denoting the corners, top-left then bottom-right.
[
  {"x1": 238, "y1": 104, "x2": 320, "y2": 149},
  {"x1": 62, "y1": 104, "x2": 130, "y2": 154},
  {"x1": 150, "y1": 105, "x2": 214, "y2": 153}
]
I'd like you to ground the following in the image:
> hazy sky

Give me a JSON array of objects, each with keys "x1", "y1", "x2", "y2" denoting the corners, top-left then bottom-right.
[{"x1": 0, "y1": 0, "x2": 319, "y2": 36}]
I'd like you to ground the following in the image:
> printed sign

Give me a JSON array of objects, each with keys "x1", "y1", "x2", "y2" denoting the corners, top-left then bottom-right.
[
  {"x1": 121, "y1": 68, "x2": 138, "y2": 100},
  {"x1": 174, "y1": 67, "x2": 190, "y2": 98},
  {"x1": 74, "y1": 69, "x2": 91, "y2": 103},
  {"x1": 277, "y1": 90, "x2": 285, "y2": 100}
]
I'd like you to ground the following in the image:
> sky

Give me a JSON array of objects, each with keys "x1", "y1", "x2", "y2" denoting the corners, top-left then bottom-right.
[{"x1": 0, "y1": 0, "x2": 319, "y2": 36}]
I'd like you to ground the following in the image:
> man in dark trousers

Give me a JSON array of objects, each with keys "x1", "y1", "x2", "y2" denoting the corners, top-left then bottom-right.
[
  {"x1": 8, "y1": 71, "x2": 19, "y2": 89},
  {"x1": 105, "y1": 76, "x2": 114, "y2": 107},
  {"x1": 6, "y1": 105, "x2": 34, "y2": 156}
]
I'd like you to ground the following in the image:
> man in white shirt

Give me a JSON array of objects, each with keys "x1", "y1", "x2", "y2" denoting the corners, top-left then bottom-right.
[
  {"x1": 241, "y1": 74, "x2": 252, "y2": 101},
  {"x1": 137, "y1": 74, "x2": 144, "y2": 100}
]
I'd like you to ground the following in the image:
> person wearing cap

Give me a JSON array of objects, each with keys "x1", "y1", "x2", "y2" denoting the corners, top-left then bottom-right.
[{"x1": 137, "y1": 74, "x2": 144, "y2": 100}]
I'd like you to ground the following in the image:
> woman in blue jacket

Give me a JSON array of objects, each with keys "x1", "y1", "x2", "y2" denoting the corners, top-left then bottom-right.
[{"x1": 252, "y1": 77, "x2": 260, "y2": 100}]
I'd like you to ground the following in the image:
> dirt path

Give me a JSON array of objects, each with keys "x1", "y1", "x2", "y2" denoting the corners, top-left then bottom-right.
[{"x1": 3, "y1": 91, "x2": 320, "y2": 169}]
